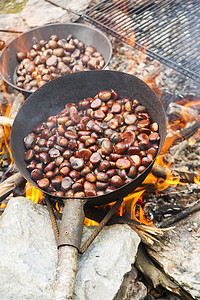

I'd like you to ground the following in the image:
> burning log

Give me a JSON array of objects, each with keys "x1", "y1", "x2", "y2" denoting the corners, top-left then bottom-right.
[
  {"x1": 152, "y1": 164, "x2": 199, "y2": 184},
  {"x1": 160, "y1": 116, "x2": 200, "y2": 155},
  {"x1": 167, "y1": 102, "x2": 198, "y2": 122}
]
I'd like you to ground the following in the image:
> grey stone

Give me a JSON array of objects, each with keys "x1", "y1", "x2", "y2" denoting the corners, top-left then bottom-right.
[
  {"x1": 0, "y1": 197, "x2": 57, "y2": 300},
  {"x1": 147, "y1": 211, "x2": 200, "y2": 299},
  {"x1": 48, "y1": 0, "x2": 92, "y2": 13},
  {"x1": 0, "y1": 14, "x2": 30, "y2": 32},
  {"x1": 0, "y1": 197, "x2": 141, "y2": 300},
  {"x1": 21, "y1": 0, "x2": 74, "y2": 28},
  {"x1": 74, "y1": 224, "x2": 141, "y2": 300},
  {"x1": 114, "y1": 266, "x2": 147, "y2": 300}
]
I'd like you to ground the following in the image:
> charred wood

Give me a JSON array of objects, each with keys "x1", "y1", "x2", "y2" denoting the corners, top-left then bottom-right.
[
  {"x1": 159, "y1": 200, "x2": 200, "y2": 228},
  {"x1": 167, "y1": 103, "x2": 198, "y2": 122},
  {"x1": 152, "y1": 164, "x2": 199, "y2": 183},
  {"x1": 160, "y1": 116, "x2": 200, "y2": 155}
]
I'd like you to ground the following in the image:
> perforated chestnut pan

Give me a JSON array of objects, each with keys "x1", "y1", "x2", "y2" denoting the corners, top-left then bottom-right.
[{"x1": 10, "y1": 70, "x2": 167, "y2": 298}]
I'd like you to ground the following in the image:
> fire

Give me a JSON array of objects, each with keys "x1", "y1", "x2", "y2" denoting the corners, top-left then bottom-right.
[
  {"x1": 124, "y1": 189, "x2": 153, "y2": 225},
  {"x1": 188, "y1": 128, "x2": 200, "y2": 146},
  {"x1": 124, "y1": 46, "x2": 200, "y2": 225},
  {"x1": 84, "y1": 217, "x2": 99, "y2": 226},
  {"x1": 1, "y1": 29, "x2": 200, "y2": 227},
  {"x1": 0, "y1": 81, "x2": 13, "y2": 166},
  {"x1": 25, "y1": 182, "x2": 43, "y2": 204},
  {"x1": 194, "y1": 175, "x2": 200, "y2": 186},
  {"x1": 0, "y1": 80, "x2": 41, "y2": 206}
]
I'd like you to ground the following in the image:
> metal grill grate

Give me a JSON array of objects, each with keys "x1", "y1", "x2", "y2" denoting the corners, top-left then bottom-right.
[{"x1": 82, "y1": 0, "x2": 200, "y2": 83}]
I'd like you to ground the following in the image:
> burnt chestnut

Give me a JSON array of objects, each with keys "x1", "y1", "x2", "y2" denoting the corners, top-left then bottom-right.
[
  {"x1": 111, "y1": 103, "x2": 121, "y2": 114},
  {"x1": 39, "y1": 152, "x2": 50, "y2": 164},
  {"x1": 69, "y1": 170, "x2": 80, "y2": 180},
  {"x1": 128, "y1": 166, "x2": 137, "y2": 178},
  {"x1": 98, "y1": 91, "x2": 111, "y2": 101},
  {"x1": 44, "y1": 161, "x2": 55, "y2": 173},
  {"x1": 114, "y1": 142, "x2": 127, "y2": 154},
  {"x1": 60, "y1": 166, "x2": 70, "y2": 176},
  {"x1": 96, "y1": 172, "x2": 108, "y2": 182},
  {"x1": 78, "y1": 148, "x2": 92, "y2": 161},
  {"x1": 52, "y1": 175, "x2": 63, "y2": 188},
  {"x1": 101, "y1": 140, "x2": 113, "y2": 155},
  {"x1": 99, "y1": 160, "x2": 110, "y2": 172}
]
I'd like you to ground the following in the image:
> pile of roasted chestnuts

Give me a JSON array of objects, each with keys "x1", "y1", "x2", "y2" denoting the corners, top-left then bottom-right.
[
  {"x1": 24, "y1": 89, "x2": 160, "y2": 197},
  {"x1": 16, "y1": 34, "x2": 105, "y2": 92}
]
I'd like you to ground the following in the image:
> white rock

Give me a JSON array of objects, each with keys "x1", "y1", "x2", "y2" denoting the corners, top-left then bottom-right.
[
  {"x1": 0, "y1": 14, "x2": 30, "y2": 32},
  {"x1": 49, "y1": 0, "x2": 92, "y2": 12},
  {"x1": 0, "y1": 197, "x2": 57, "y2": 300},
  {"x1": 0, "y1": 197, "x2": 140, "y2": 300},
  {"x1": 74, "y1": 224, "x2": 140, "y2": 300},
  {"x1": 21, "y1": 0, "x2": 72, "y2": 28}
]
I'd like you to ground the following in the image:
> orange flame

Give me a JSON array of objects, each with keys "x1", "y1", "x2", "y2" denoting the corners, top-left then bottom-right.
[
  {"x1": 124, "y1": 189, "x2": 153, "y2": 225},
  {"x1": 0, "y1": 81, "x2": 13, "y2": 166},
  {"x1": 194, "y1": 175, "x2": 200, "y2": 186},
  {"x1": 188, "y1": 128, "x2": 200, "y2": 146},
  {"x1": 25, "y1": 182, "x2": 43, "y2": 204},
  {"x1": 84, "y1": 217, "x2": 99, "y2": 226}
]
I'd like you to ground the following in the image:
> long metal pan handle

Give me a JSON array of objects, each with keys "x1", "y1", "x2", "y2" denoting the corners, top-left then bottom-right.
[{"x1": 52, "y1": 198, "x2": 86, "y2": 300}]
